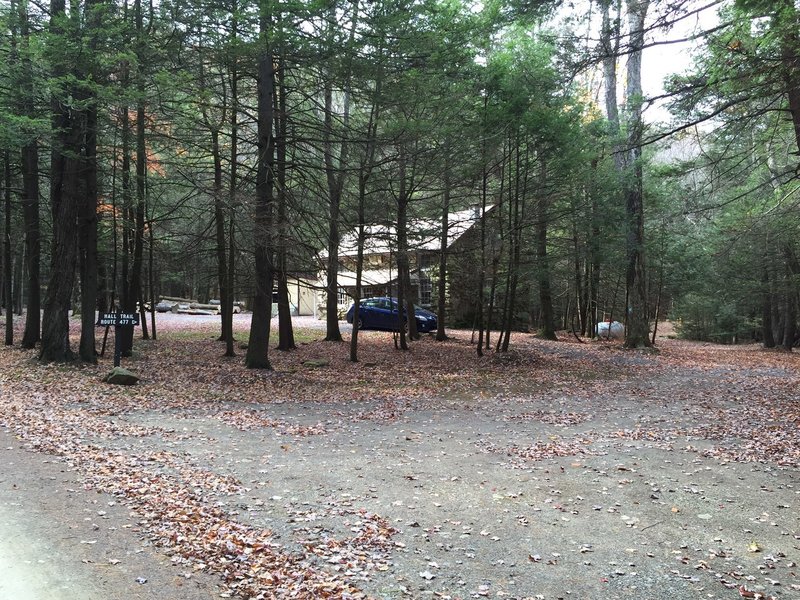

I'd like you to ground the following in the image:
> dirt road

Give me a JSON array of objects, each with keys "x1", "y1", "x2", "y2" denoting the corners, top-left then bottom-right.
[{"x1": 0, "y1": 316, "x2": 798, "y2": 599}]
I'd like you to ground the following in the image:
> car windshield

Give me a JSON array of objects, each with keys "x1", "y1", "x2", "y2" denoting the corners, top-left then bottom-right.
[{"x1": 360, "y1": 298, "x2": 396, "y2": 310}]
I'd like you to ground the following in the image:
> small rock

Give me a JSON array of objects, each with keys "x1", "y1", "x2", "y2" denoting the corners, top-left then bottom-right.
[
  {"x1": 103, "y1": 367, "x2": 139, "y2": 386},
  {"x1": 419, "y1": 570, "x2": 436, "y2": 580},
  {"x1": 303, "y1": 359, "x2": 330, "y2": 368}
]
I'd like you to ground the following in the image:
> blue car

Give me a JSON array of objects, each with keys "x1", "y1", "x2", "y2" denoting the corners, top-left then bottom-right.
[{"x1": 346, "y1": 297, "x2": 438, "y2": 333}]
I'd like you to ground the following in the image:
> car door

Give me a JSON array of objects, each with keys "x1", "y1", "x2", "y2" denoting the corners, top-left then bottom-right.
[
  {"x1": 371, "y1": 298, "x2": 391, "y2": 329},
  {"x1": 358, "y1": 299, "x2": 377, "y2": 327},
  {"x1": 388, "y1": 299, "x2": 403, "y2": 330}
]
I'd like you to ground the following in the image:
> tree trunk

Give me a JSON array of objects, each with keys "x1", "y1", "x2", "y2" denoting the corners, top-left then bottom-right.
[
  {"x1": 777, "y1": 0, "x2": 800, "y2": 155},
  {"x1": 322, "y1": 39, "x2": 342, "y2": 343},
  {"x1": 321, "y1": 2, "x2": 358, "y2": 342},
  {"x1": 536, "y1": 158, "x2": 556, "y2": 340},
  {"x1": 41, "y1": 126, "x2": 82, "y2": 363},
  {"x1": 19, "y1": 0, "x2": 40, "y2": 348},
  {"x1": 78, "y1": 0, "x2": 101, "y2": 363},
  {"x1": 148, "y1": 213, "x2": 156, "y2": 341},
  {"x1": 500, "y1": 141, "x2": 525, "y2": 352},
  {"x1": 138, "y1": 289, "x2": 149, "y2": 339},
  {"x1": 120, "y1": 79, "x2": 131, "y2": 316},
  {"x1": 211, "y1": 125, "x2": 233, "y2": 352},
  {"x1": 436, "y1": 146, "x2": 450, "y2": 342},
  {"x1": 572, "y1": 211, "x2": 584, "y2": 335},
  {"x1": 41, "y1": 0, "x2": 81, "y2": 363},
  {"x1": 762, "y1": 267, "x2": 776, "y2": 348},
  {"x1": 78, "y1": 84, "x2": 98, "y2": 362},
  {"x1": 196, "y1": 22, "x2": 231, "y2": 353},
  {"x1": 350, "y1": 175, "x2": 366, "y2": 363},
  {"x1": 495, "y1": 138, "x2": 512, "y2": 351},
  {"x1": 14, "y1": 241, "x2": 23, "y2": 316},
  {"x1": 476, "y1": 96, "x2": 488, "y2": 357},
  {"x1": 225, "y1": 2, "x2": 238, "y2": 357},
  {"x1": 349, "y1": 65, "x2": 379, "y2": 362},
  {"x1": 4, "y1": 152, "x2": 12, "y2": 346},
  {"x1": 396, "y1": 153, "x2": 410, "y2": 351},
  {"x1": 124, "y1": 0, "x2": 147, "y2": 354},
  {"x1": 485, "y1": 248, "x2": 500, "y2": 350},
  {"x1": 588, "y1": 160, "x2": 600, "y2": 338},
  {"x1": 601, "y1": 0, "x2": 623, "y2": 165},
  {"x1": 622, "y1": 0, "x2": 652, "y2": 349},
  {"x1": 782, "y1": 245, "x2": 797, "y2": 351},
  {"x1": 650, "y1": 256, "x2": 664, "y2": 345},
  {"x1": 246, "y1": 1, "x2": 275, "y2": 369},
  {"x1": 275, "y1": 48, "x2": 295, "y2": 352},
  {"x1": 781, "y1": 289, "x2": 796, "y2": 351},
  {"x1": 599, "y1": 0, "x2": 623, "y2": 343},
  {"x1": 323, "y1": 76, "x2": 343, "y2": 343}
]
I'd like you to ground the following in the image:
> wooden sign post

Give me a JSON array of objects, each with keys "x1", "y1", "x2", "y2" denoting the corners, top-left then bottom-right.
[{"x1": 97, "y1": 311, "x2": 140, "y2": 367}]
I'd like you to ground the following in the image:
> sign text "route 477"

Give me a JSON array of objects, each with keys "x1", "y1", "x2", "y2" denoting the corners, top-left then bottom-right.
[{"x1": 97, "y1": 312, "x2": 140, "y2": 327}]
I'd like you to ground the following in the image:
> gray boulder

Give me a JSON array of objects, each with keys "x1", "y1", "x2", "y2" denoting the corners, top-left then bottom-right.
[
  {"x1": 104, "y1": 367, "x2": 139, "y2": 385},
  {"x1": 302, "y1": 358, "x2": 330, "y2": 368}
]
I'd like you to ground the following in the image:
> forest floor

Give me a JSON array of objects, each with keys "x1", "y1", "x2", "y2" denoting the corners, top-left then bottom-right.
[{"x1": 0, "y1": 313, "x2": 798, "y2": 600}]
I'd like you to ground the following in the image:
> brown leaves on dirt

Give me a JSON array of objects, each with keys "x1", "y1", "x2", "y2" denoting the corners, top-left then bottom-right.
[
  {"x1": 506, "y1": 411, "x2": 589, "y2": 426},
  {"x1": 737, "y1": 583, "x2": 777, "y2": 600},
  {"x1": 476, "y1": 438, "x2": 596, "y2": 463},
  {"x1": 1, "y1": 315, "x2": 799, "y2": 598},
  {"x1": 215, "y1": 410, "x2": 327, "y2": 436}
]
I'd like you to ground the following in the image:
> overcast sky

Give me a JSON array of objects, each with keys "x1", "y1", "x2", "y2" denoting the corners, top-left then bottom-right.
[{"x1": 639, "y1": 1, "x2": 721, "y2": 123}]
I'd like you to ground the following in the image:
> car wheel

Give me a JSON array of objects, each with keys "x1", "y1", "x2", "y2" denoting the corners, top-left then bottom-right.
[{"x1": 357, "y1": 317, "x2": 365, "y2": 330}]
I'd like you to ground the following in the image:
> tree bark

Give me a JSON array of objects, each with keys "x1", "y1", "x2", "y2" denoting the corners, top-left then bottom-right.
[
  {"x1": 350, "y1": 175, "x2": 366, "y2": 363},
  {"x1": 436, "y1": 145, "x2": 450, "y2": 342},
  {"x1": 196, "y1": 23, "x2": 231, "y2": 352},
  {"x1": 148, "y1": 213, "x2": 156, "y2": 341},
  {"x1": 4, "y1": 153, "x2": 12, "y2": 346},
  {"x1": 396, "y1": 150, "x2": 410, "y2": 350},
  {"x1": 120, "y1": 75, "x2": 131, "y2": 316},
  {"x1": 246, "y1": 0, "x2": 275, "y2": 369},
  {"x1": 476, "y1": 96, "x2": 488, "y2": 357},
  {"x1": 41, "y1": 122, "x2": 83, "y2": 362},
  {"x1": 124, "y1": 0, "x2": 147, "y2": 354},
  {"x1": 225, "y1": 0, "x2": 238, "y2": 357},
  {"x1": 588, "y1": 159, "x2": 601, "y2": 338},
  {"x1": 776, "y1": 0, "x2": 800, "y2": 155},
  {"x1": 349, "y1": 64, "x2": 380, "y2": 362},
  {"x1": 601, "y1": 0, "x2": 623, "y2": 166},
  {"x1": 40, "y1": 0, "x2": 82, "y2": 363},
  {"x1": 19, "y1": 0, "x2": 40, "y2": 348},
  {"x1": 536, "y1": 157, "x2": 556, "y2": 340},
  {"x1": 275, "y1": 45, "x2": 295, "y2": 352},
  {"x1": 211, "y1": 124, "x2": 233, "y2": 352},
  {"x1": 78, "y1": 0, "x2": 101, "y2": 363},
  {"x1": 321, "y1": 2, "x2": 357, "y2": 342},
  {"x1": 782, "y1": 245, "x2": 797, "y2": 351},
  {"x1": 321, "y1": 17, "x2": 343, "y2": 343},
  {"x1": 598, "y1": 0, "x2": 621, "y2": 342},
  {"x1": 623, "y1": 0, "x2": 652, "y2": 348},
  {"x1": 323, "y1": 74, "x2": 343, "y2": 342},
  {"x1": 77, "y1": 91, "x2": 98, "y2": 362},
  {"x1": 500, "y1": 139, "x2": 525, "y2": 352},
  {"x1": 762, "y1": 245, "x2": 776, "y2": 347}
]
